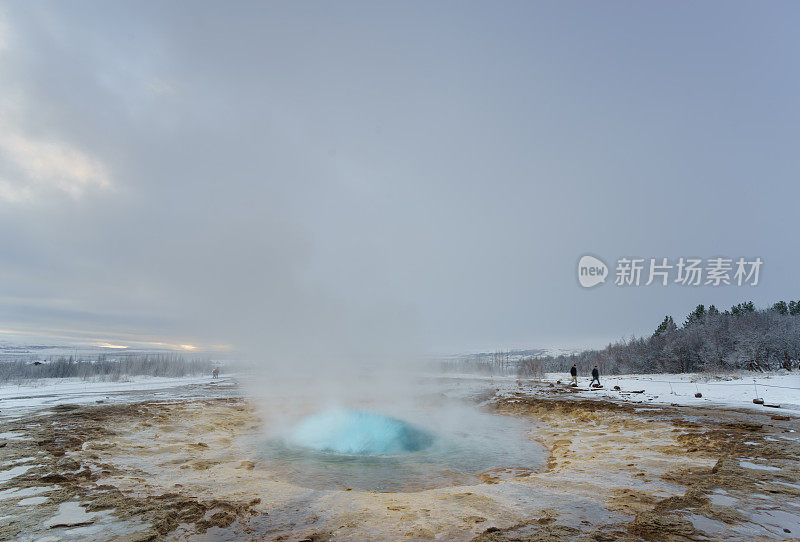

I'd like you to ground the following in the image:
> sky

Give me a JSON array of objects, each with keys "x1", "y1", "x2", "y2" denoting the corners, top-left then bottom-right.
[{"x1": 0, "y1": 1, "x2": 798, "y2": 360}]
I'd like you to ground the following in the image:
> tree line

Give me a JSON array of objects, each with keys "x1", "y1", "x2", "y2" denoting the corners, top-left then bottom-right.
[
  {"x1": 589, "y1": 299, "x2": 800, "y2": 374},
  {"x1": 0, "y1": 353, "x2": 215, "y2": 383},
  {"x1": 443, "y1": 299, "x2": 800, "y2": 375}
]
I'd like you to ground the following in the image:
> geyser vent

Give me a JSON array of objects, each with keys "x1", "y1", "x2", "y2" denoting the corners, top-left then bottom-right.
[{"x1": 288, "y1": 409, "x2": 433, "y2": 455}]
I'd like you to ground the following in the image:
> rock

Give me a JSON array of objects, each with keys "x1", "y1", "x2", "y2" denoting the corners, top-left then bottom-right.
[
  {"x1": 402, "y1": 528, "x2": 435, "y2": 540},
  {"x1": 628, "y1": 512, "x2": 696, "y2": 538},
  {"x1": 57, "y1": 458, "x2": 81, "y2": 471},
  {"x1": 753, "y1": 398, "x2": 764, "y2": 404},
  {"x1": 206, "y1": 510, "x2": 236, "y2": 528},
  {"x1": 654, "y1": 488, "x2": 709, "y2": 512},
  {"x1": 111, "y1": 530, "x2": 158, "y2": 542},
  {"x1": 298, "y1": 532, "x2": 332, "y2": 542},
  {"x1": 695, "y1": 392, "x2": 703, "y2": 398},
  {"x1": 613, "y1": 385, "x2": 621, "y2": 390},
  {"x1": 40, "y1": 474, "x2": 69, "y2": 483},
  {"x1": 711, "y1": 456, "x2": 740, "y2": 475},
  {"x1": 771, "y1": 415, "x2": 791, "y2": 421},
  {"x1": 474, "y1": 523, "x2": 580, "y2": 541}
]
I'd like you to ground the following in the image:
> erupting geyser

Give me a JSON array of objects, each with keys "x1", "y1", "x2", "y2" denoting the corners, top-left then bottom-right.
[{"x1": 288, "y1": 409, "x2": 433, "y2": 455}]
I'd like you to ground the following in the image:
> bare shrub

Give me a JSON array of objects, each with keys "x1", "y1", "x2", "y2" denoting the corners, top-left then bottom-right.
[
  {"x1": 518, "y1": 357, "x2": 544, "y2": 380},
  {"x1": 0, "y1": 354, "x2": 215, "y2": 384}
]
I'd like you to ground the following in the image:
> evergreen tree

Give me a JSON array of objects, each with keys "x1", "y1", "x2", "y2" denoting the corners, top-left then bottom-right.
[
  {"x1": 684, "y1": 304, "x2": 706, "y2": 327},
  {"x1": 653, "y1": 315, "x2": 677, "y2": 337},
  {"x1": 731, "y1": 301, "x2": 755, "y2": 316},
  {"x1": 772, "y1": 301, "x2": 789, "y2": 315}
]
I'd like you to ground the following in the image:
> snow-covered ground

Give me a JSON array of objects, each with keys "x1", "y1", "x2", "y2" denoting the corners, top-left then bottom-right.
[
  {"x1": 467, "y1": 371, "x2": 800, "y2": 413},
  {"x1": 2, "y1": 370, "x2": 797, "y2": 421},
  {"x1": 576, "y1": 372, "x2": 799, "y2": 412},
  {"x1": 0, "y1": 374, "x2": 237, "y2": 419}
]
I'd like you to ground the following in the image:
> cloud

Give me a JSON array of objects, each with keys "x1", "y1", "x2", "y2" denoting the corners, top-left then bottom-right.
[
  {"x1": 146, "y1": 78, "x2": 175, "y2": 96},
  {"x1": 0, "y1": 7, "x2": 111, "y2": 205},
  {"x1": 0, "y1": 131, "x2": 112, "y2": 203},
  {"x1": 0, "y1": 7, "x2": 8, "y2": 55},
  {"x1": 0, "y1": 1, "x2": 798, "y2": 358}
]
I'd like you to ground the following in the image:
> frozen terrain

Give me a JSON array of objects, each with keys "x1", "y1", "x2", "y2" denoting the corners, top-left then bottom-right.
[
  {"x1": 0, "y1": 374, "x2": 237, "y2": 419},
  {"x1": 440, "y1": 371, "x2": 800, "y2": 413},
  {"x1": 0, "y1": 371, "x2": 798, "y2": 540}
]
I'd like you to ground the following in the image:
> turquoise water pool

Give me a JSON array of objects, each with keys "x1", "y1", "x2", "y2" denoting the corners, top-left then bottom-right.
[{"x1": 260, "y1": 406, "x2": 544, "y2": 491}]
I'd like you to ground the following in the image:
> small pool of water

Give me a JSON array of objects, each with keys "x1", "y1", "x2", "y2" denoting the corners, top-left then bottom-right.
[
  {"x1": 260, "y1": 407, "x2": 544, "y2": 491},
  {"x1": 287, "y1": 410, "x2": 433, "y2": 455}
]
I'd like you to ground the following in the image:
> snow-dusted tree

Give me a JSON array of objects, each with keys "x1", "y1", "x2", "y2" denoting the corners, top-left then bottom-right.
[
  {"x1": 653, "y1": 315, "x2": 678, "y2": 337},
  {"x1": 684, "y1": 304, "x2": 706, "y2": 327},
  {"x1": 772, "y1": 301, "x2": 789, "y2": 315}
]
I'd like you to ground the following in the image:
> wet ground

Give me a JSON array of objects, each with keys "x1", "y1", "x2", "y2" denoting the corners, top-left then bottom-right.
[{"x1": 0, "y1": 376, "x2": 799, "y2": 541}]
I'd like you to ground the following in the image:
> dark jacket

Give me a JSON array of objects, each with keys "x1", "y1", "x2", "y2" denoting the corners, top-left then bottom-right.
[
  {"x1": 591, "y1": 368, "x2": 599, "y2": 379},
  {"x1": 570, "y1": 366, "x2": 577, "y2": 376}
]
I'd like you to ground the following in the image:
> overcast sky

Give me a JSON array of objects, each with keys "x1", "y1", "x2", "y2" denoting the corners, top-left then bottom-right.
[{"x1": 0, "y1": 2, "x2": 798, "y2": 359}]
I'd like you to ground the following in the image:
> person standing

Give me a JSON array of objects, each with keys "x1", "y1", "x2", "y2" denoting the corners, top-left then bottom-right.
[
  {"x1": 590, "y1": 365, "x2": 601, "y2": 387},
  {"x1": 570, "y1": 364, "x2": 578, "y2": 385}
]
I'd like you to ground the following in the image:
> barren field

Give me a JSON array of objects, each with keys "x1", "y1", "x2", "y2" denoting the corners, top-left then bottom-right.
[{"x1": 0, "y1": 378, "x2": 799, "y2": 541}]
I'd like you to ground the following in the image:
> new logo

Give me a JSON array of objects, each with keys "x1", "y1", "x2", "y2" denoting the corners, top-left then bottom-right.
[{"x1": 578, "y1": 255, "x2": 608, "y2": 288}]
